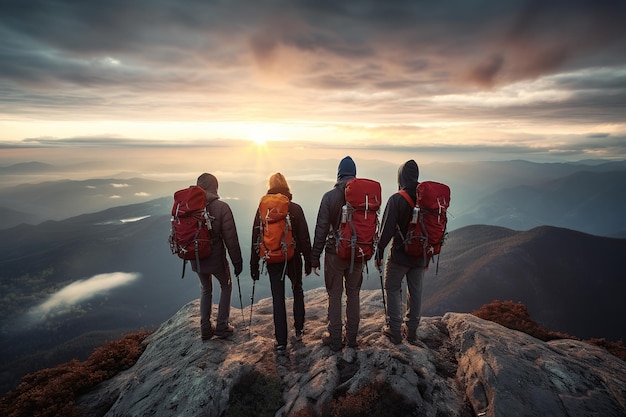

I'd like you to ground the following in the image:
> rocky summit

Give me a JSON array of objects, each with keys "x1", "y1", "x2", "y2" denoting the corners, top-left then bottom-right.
[{"x1": 77, "y1": 288, "x2": 626, "y2": 417}]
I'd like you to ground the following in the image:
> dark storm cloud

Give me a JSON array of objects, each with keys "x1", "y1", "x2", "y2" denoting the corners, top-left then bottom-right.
[
  {"x1": 477, "y1": 0, "x2": 626, "y2": 86},
  {"x1": 3, "y1": 0, "x2": 625, "y2": 87},
  {"x1": 1, "y1": 0, "x2": 626, "y2": 151}
]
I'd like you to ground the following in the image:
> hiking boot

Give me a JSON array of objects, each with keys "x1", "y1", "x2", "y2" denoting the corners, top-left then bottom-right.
[
  {"x1": 405, "y1": 326, "x2": 418, "y2": 344},
  {"x1": 346, "y1": 337, "x2": 358, "y2": 349},
  {"x1": 382, "y1": 325, "x2": 402, "y2": 344},
  {"x1": 344, "y1": 331, "x2": 358, "y2": 349},
  {"x1": 295, "y1": 329, "x2": 304, "y2": 341},
  {"x1": 215, "y1": 322, "x2": 234, "y2": 338},
  {"x1": 201, "y1": 324, "x2": 215, "y2": 341},
  {"x1": 275, "y1": 342, "x2": 287, "y2": 351},
  {"x1": 322, "y1": 331, "x2": 343, "y2": 352}
]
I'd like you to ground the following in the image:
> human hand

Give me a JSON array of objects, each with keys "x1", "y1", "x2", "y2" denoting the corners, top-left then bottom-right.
[
  {"x1": 251, "y1": 265, "x2": 260, "y2": 281},
  {"x1": 374, "y1": 258, "x2": 383, "y2": 271}
]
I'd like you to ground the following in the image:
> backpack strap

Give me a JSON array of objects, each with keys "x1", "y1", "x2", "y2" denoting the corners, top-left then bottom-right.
[
  {"x1": 330, "y1": 184, "x2": 347, "y2": 236},
  {"x1": 397, "y1": 190, "x2": 415, "y2": 207},
  {"x1": 395, "y1": 190, "x2": 415, "y2": 241}
]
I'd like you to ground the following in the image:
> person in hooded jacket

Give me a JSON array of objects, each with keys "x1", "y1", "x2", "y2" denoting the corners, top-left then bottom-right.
[
  {"x1": 193, "y1": 173, "x2": 243, "y2": 340},
  {"x1": 311, "y1": 156, "x2": 364, "y2": 351},
  {"x1": 374, "y1": 160, "x2": 426, "y2": 345},
  {"x1": 251, "y1": 173, "x2": 312, "y2": 351}
]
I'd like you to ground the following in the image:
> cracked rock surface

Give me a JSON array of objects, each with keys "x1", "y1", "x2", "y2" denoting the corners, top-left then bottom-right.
[{"x1": 78, "y1": 288, "x2": 626, "y2": 417}]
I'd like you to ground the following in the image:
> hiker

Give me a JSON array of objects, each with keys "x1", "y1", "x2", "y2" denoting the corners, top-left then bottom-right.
[
  {"x1": 375, "y1": 160, "x2": 426, "y2": 344},
  {"x1": 250, "y1": 173, "x2": 312, "y2": 351},
  {"x1": 193, "y1": 173, "x2": 243, "y2": 340},
  {"x1": 311, "y1": 156, "x2": 364, "y2": 351}
]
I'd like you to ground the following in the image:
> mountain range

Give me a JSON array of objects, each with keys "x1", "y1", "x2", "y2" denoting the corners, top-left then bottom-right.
[
  {"x1": 2, "y1": 159, "x2": 626, "y2": 236},
  {"x1": 452, "y1": 170, "x2": 626, "y2": 236},
  {"x1": 424, "y1": 224, "x2": 626, "y2": 341},
  {"x1": 1, "y1": 158, "x2": 625, "y2": 396}
]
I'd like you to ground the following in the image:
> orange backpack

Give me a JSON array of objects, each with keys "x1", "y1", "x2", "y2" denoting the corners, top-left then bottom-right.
[{"x1": 257, "y1": 193, "x2": 295, "y2": 264}]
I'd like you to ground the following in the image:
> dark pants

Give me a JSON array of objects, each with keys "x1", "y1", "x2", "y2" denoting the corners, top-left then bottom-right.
[{"x1": 268, "y1": 262, "x2": 305, "y2": 345}]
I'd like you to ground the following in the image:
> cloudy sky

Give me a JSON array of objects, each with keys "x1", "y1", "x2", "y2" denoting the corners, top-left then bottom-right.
[{"x1": 1, "y1": 0, "x2": 626, "y2": 162}]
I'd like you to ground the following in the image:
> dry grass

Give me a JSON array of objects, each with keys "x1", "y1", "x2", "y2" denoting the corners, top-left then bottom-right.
[
  {"x1": 0, "y1": 330, "x2": 152, "y2": 417},
  {"x1": 473, "y1": 300, "x2": 626, "y2": 361}
]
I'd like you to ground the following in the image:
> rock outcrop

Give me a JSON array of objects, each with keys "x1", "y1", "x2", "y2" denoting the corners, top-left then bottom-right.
[{"x1": 78, "y1": 288, "x2": 626, "y2": 417}]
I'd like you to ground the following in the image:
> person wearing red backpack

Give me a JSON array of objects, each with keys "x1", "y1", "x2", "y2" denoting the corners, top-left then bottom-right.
[
  {"x1": 311, "y1": 156, "x2": 365, "y2": 351},
  {"x1": 374, "y1": 160, "x2": 427, "y2": 345},
  {"x1": 250, "y1": 173, "x2": 313, "y2": 351},
  {"x1": 193, "y1": 173, "x2": 243, "y2": 340}
]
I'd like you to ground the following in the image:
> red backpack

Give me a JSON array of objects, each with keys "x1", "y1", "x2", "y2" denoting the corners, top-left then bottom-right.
[
  {"x1": 256, "y1": 193, "x2": 295, "y2": 265},
  {"x1": 336, "y1": 178, "x2": 382, "y2": 272},
  {"x1": 169, "y1": 185, "x2": 213, "y2": 278},
  {"x1": 398, "y1": 181, "x2": 450, "y2": 271}
]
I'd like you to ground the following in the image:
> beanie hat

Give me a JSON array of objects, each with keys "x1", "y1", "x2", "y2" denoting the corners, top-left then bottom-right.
[
  {"x1": 268, "y1": 172, "x2": 290, "y2": 192},
  {"x1": 337, "y1": 156, "x2": 357, "y2": 181},
  {"x1": 197, "y1": 173, "x2": 218, "y2": 194}
]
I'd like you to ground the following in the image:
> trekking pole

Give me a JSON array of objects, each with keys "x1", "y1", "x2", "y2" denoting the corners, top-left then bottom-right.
[
  {"x1": 248, "y1": 280, "x2": 256, "y2": 338},
  {"x1": 235, "y1": 275, "x2": 246, "y2": 330},
  {"x1": 378, "y1": 264, "x2": 387, "y2": 316}
]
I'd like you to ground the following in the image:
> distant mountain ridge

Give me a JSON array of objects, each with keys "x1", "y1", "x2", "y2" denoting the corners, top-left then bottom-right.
[
  {"x1": 0, "y1": 177, "x2": 193, "y2": 228},
  {"x1": 0, "y1": 206, "x2": 45, "y2": 230},
  {"x1": 424, "y1": 224, "x2": 626, "y2": 341},
  {"x1": 452, "y1": 170, "x2": 626, "y2": 236},
  {"x1": 2, "y1": 159, "x2": 626, "y2": 234},
  {"x1": 0, "y1": 161, "x2": 56, "y2": 174}
]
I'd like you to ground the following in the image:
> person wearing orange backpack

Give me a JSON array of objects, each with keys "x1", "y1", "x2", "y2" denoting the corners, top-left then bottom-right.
[
  {"x1": 193, "y1": 173, "x2": 243, "y2": 341},
  {"x1": 374, "y1": 160, "x2": 427, "y2": 345},
  {"x1": 250, "y1": 173, "x2": 312, "y2": 351}
]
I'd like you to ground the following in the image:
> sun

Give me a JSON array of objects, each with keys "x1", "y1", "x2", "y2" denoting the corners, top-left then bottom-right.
[{"x1": 251, "y1": 137, "x2": 267, "y2": 146}]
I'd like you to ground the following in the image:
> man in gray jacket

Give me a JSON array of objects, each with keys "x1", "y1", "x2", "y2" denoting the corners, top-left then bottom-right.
[
  {"x1": 193, "y1": 173, "x2": 243, "y2": 340},
  {"x1": 375, "y1": 160, "x2": 427, "y2": 344},
  {"x1": 311, "y1": 156, "x2": 364, "y2": 351}
]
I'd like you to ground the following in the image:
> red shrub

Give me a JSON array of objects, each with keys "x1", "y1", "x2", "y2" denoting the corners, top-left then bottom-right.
[
  {"x1": 0, "y1": 330, "x2": 152, "y2": 417},
  {"x1": 472, "y1": 300, "x2": 573, "y2": 342},
  {"x1": 473, "y1": 300, "x2": 625, "y2": 362}
]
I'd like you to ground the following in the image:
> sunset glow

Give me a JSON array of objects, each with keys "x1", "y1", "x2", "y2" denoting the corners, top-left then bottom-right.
[{"x1": 0, "y1": 1, "x2": 625, "y2": 163}]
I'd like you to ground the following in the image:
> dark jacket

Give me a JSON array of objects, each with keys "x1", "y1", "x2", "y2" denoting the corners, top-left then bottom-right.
[
  {"x1": 311, "y1": 156, "x2": 357, "y2": 268},
  {"x1": 250, "y1": 187, "x2": 312, "y2": 279},
  {"x1": 376, "y1": 160, "x2": 426, "y2": 268},
  {"x1": 191, "y1": 190, "x2": 243, "y2": 276}
]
